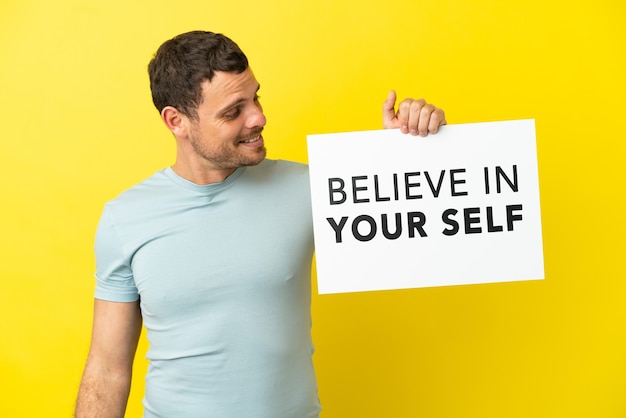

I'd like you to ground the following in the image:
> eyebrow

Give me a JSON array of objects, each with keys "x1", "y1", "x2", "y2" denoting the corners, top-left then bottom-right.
[{"x1": 217, "y1": 84, "x2": 261, "y2": 116}]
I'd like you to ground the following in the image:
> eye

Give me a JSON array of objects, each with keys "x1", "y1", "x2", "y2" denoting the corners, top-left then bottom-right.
[{"x1": 224, "y1": 108, "x2": 241, "y2": 120}]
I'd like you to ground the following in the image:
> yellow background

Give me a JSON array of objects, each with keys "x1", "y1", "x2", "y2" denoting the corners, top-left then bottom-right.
[{"x1": 1, "y1": 0, "x2": 624, "y2": 417}]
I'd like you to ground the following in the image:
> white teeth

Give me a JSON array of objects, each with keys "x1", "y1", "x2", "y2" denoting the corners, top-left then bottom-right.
[{"x1": 241, "y1": 136, "x2": 260, "y2": 143}]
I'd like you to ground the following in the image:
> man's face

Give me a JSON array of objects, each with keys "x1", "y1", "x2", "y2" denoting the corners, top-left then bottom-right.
[{"x1": 186, "y1": 67, "x2": 266, "y2": 173}]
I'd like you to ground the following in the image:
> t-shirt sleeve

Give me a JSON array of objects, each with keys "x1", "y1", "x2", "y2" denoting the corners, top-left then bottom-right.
[{"x1": 93, "y1": 206, "x2": 139, "y2": 302}]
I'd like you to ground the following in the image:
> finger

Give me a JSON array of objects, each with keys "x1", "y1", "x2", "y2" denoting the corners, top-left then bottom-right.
[
  {"x1": 407, "y1": 99, "x2": 427, "y2": 135},
  {"x1": 382, "y1": 90, "x2": 397, "y2": 128},
  {"x1": 397, "y1": 98, "x2": 417, "y2": 134},
  {"x1": 417, "y1": 103, "x2": 436, "y2": 136},
  {"x1": 428, "y1": 109, "x2": 447, "y2": 134}
]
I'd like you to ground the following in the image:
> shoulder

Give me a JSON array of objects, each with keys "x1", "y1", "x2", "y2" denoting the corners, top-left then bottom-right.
[
  {"x1": 111, "y1": 169, "x2": 171, "y2": 200},
  {"x1": 248, "y1": 159, "x2": 309, "y2": 180},
  {"x1": 101, "y1": 169, "x2": 175, "y2": 222},
  {"x1": 239, "y1": 159, "x2": 311, "y2": 203},
  {"x1": 258, "y1": 158, "x2": 308, "y2": 171}
]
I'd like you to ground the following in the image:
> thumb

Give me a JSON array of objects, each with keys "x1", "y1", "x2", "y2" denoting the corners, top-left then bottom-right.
[{"x1": 382, "y1": 89, "x2": 397, "y2": 128}]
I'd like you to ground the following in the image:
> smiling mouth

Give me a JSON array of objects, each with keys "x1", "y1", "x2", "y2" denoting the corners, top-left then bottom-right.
[{"x1": 239, "y1": 135, "x2": 262, "y2": 144}]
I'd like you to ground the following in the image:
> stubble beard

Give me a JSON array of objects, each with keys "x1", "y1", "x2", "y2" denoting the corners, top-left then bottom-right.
[{"x1": 189, "y1": 129, "x2": 267, "y2": 171}]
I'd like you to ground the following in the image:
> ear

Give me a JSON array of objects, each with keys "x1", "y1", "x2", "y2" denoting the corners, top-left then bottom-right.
[{"x1": 161, "y1": 106, "x2": 189, "y2": 138}]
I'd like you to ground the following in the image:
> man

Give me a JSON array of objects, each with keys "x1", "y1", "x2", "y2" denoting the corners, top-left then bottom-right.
[{"x1": 75, "y1": 31, "x2": 445, "y2": 418}]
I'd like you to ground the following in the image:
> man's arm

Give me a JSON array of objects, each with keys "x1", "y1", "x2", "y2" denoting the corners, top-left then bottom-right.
[
  {"x1": 76, "y1": 299, "x2": 142, "y2": 418},
  {"x1": 382, "y1": 90, "x2": 447, "y2": 136}
]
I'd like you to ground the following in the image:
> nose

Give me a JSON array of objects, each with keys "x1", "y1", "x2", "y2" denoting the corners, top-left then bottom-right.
[{"x1": 246, "y1": 102, "x2": 266, "y2": 129}]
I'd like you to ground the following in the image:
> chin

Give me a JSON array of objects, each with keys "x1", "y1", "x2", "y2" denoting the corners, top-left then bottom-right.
[{"x1": 242, "y1": 149, "x2": 267, "y2": 167}]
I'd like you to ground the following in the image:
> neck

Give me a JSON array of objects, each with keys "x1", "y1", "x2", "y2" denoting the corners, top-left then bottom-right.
[
  {"x1": 171, "y1": 159, "x2": 237, "y2": 185},
  {"x1": 171, "y1": 162, "x2": 236, "y2": 185},
  {"x1": 170, "y1": 139, "x2": 238, "y2": 185}
]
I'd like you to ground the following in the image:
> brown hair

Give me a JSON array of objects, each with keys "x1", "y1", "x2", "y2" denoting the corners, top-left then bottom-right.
[{"x1": 148, "y1": 31, "x2": 249, "y2": 119}]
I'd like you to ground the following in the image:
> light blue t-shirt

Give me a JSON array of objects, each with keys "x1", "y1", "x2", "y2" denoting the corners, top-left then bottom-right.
[{"x1": 94, "y1": 159, "x2": 320, "y2": 418}]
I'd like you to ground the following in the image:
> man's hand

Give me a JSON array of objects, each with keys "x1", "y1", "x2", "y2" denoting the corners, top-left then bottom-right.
[{"x1": 383, "y1": 90, "x2": 446, "y2": 136}]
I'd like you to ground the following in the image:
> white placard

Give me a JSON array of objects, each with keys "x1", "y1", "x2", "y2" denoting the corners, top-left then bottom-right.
[{"x1": 307, "y1": 119, "x2": 544, "y2": 294}]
